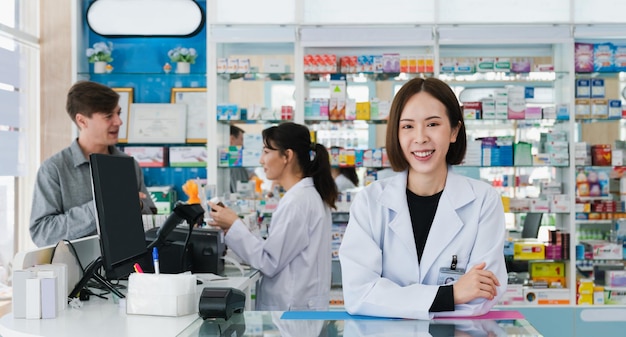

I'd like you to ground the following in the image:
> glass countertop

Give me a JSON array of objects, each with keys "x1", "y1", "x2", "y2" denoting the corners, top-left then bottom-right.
[{"x1": 177, "y1": 311, "x2": 542, "y2": 337}]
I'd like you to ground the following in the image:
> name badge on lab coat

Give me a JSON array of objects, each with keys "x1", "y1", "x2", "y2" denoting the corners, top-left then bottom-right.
[
  {"x1": 437, "y1": 255, "x2": 464, "y2": 285},
  {"x1": 437, "y1": 267, "x2": 465, "y2": 285}
]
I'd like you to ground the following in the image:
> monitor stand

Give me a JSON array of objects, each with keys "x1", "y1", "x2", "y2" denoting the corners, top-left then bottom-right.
[{"x1": 69, "y1": 256, "x2": 125, "y2": 299}]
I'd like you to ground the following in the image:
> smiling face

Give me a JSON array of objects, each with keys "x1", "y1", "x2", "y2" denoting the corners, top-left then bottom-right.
[
  {"x1": 398, "y1": 91, "x2": 460, "y2": 181},
  {"x1": 76, "y1": 105, "x2": 123, "y2": 147}
]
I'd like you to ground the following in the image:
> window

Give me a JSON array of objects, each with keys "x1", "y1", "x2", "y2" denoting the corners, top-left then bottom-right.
[{"x1": 0, "y1": 0, "x2": 39, "y2": 273}]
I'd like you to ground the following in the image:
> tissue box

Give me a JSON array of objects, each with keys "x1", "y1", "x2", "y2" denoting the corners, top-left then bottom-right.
[{"x1": 127, "y1": 273, "x2": 197, "y2": 316}]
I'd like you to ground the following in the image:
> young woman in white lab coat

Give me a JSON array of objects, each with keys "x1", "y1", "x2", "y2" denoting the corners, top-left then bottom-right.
[
  {"x1": 339, "y1": 77, "x2": 507, "y2": 320},
  {"x1": 209, "y1": 122, "x2": 338, "y2": 311}
]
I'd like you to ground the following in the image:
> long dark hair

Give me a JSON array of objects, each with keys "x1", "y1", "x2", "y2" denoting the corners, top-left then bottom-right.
[{"x1": 262, "y1": 122, "x2": 337, "y2": 209}]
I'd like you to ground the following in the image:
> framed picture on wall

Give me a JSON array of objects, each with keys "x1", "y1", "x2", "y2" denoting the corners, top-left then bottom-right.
[
  {"x1": 112, "y1": 87, "x2": 133, "y2": 143},
  {"x1": 171, "y1": 87, "x2": 207, "y2": 143},
  {"x1": 127, "y1": 103, "x2": 187, "y2": 144}
]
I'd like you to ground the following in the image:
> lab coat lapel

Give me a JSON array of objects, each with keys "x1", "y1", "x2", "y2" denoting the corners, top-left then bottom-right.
[
  {"x1": 419, "y1": 172, "x2": 475, "y2": 281},
  {"x1": 378, "y1": 172, "x2": 419, "y2": 266}
]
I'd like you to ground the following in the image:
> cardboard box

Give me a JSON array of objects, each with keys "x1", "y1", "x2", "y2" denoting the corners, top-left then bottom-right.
[
  {"x1": 529, "y1": 199, "x2": 550, "y2": 212},
  {"x1": 591, "y1": 78, "x2": 606, "y2": 98},
  {"x1": 263, "y1": 58, "x2": 288, "y2": 73},
  {"x1": 169, "y1": 147, "x2": 207, "y2": 167},
  {"x1": 591, "y1": 144, "x2": 612, "y2": 166},
  {"x1": 550, "y1": 194, "x2": 571, "y2": 213},
  {"x1": 582, "y1": 240, "x2": 623, "y2": 260},
  {"x1": 575, "y1": 99, "x2": 591, "y2": 119},
  {"x1": 124, "y1": 147, "x2": 166, "y2": 167},
  {"x1": 576, "y1": 78, "x2": 591, "y2": 98},
  {"x1": 530, "y1": 261, "x2": 566, "y2": 287},
  {"x1": 524, "y1": 288, "x2": 570, "y2": 305},
  {"x1": 509, "y1": 198, "x2": 530, "y2": 212},
  {"x1": 604, "y1": 287, "x2": 626, "y2": 305},
  {"x1": 147, "y1": 186, "x2": 176, "y2": 215},
  {"x1": 507, "y1": 86, "x2": 526, "y2": 119},
  {"x1": 463, "y1": 102, "x2": 482, "y2": 119},
  {"x1": 514, "y1": 240, "x2": 545, "y2": 260}
]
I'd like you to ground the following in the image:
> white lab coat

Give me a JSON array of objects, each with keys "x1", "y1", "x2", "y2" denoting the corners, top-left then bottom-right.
[
  {"x1": 224, "y1": 177, "x2": 332, "y2": 310},
  {"x1": 335, "y1": 174, "x2": 357, "y2": 192},
  {"x1": 339, "y1": 170, "x2": 507, "y2": 320}
]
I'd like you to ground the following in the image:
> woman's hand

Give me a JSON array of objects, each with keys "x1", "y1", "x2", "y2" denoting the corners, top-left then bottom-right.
[
  {"x1": 207, "y1": 201, "x2": 239, "y2": 234},
  {"x1": 452, "y1": 262, "x2": 500, "y2": 304}
]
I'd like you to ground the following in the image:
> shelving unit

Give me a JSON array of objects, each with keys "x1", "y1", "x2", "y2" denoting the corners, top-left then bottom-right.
[
  {"x1": 208, "y1": 26, "x2": 297, "y2": 194},
  {"x1": 570, "y1": 31, "x2": 626, "y2": 313},
  {"x1": 435, "y1": 26, "x2": 579, "y2": 309}
]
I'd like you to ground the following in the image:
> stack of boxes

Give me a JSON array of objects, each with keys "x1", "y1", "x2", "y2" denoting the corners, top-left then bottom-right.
[
  {"x1": 463, "y1": 87, "x2": 566, "y2": 121},
  {"x1": 329, "y1": 76, "x2": 348, "y2": 121},
  {"x1": 304, "y1": 97, "x2": 390, "y2": 121},
  {"x1": 13, "y1": 264, "x2": 67, "y2": 319},
  {"x1": 440, "y1": 56, "x2": 548, "y2": 74},
  {"x1": 217, "y1": 57, "x2": 250, "y2": 74},
  {"x1": 575, "y1": 42, "x2": 624, "y2": 120},
  {"x1": 305, "y1": 53, "x2": 435, "y2": 74}
]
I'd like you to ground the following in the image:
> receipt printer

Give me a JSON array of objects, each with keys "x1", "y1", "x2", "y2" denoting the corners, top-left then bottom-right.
[
  {"x1": 198, "y1": 287, "x2": 245, "y2": 320},
  {"x1": 145, "y1": 227, "x2": 225, "y2": 275}
]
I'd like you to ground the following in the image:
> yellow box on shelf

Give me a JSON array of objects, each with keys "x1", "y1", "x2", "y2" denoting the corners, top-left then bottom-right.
[
  {"x1": 501, "y1": 196, "x2": 510, "y2": 213},
  {"x1": 530, "y1": 261, "x2": 566, "y2": 287},
  {"x1": 514, "y1": 239, "x2": 545, "y2": 260}
]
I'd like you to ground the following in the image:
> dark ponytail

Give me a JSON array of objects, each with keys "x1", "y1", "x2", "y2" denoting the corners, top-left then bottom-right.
[
  {"x1": 309, "y1": 143, "x2": 337, "y2": 209},
  {"x1": 262, "y1": 122, "x2": 338, "y2": 209}
]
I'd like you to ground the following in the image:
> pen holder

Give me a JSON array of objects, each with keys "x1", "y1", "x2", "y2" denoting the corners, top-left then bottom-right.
[{"x1": 126, "y1": 273, "x2": 197, "y2": 316}]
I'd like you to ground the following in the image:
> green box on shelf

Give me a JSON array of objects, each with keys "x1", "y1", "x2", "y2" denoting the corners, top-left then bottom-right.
[
  {"x1": 147, "y1": 186, "x2": 177, "y2": 215},
  {"x1": 514, "y1": 142, "x2": 533, "y2": 166},
  {"x1": 228, "y1": 146, "x2": 242, "y2": 167}
]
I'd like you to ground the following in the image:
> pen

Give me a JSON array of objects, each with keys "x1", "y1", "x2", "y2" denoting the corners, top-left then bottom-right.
[
  {"x1": 133, "y1": 263, "x2": 143, "y2": 274},
  {"x1": 152, "y1": 247, "x2": 160, "y2": 275}
]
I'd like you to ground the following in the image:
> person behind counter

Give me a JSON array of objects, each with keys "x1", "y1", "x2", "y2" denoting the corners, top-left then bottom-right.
[
  {"x1": 229, "y1": 124, "x2": 255, "y2": 193},
  {"x1": 209, "y1": 122, "x2": 338, "y2": 311},
  {"x1": 332, "y1": 167, "x2": 359, "y2": 192},
  {"x1": 338, "y1": 77, "x2": 507, "y2": 319},
  {"x1": 29, "y1": 81, "x2": 155, "y2": 247}
]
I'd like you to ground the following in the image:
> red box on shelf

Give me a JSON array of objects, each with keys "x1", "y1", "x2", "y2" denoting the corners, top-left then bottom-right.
[{"x1": 591, "y1": 144, "x2": 612, "y2": 166}]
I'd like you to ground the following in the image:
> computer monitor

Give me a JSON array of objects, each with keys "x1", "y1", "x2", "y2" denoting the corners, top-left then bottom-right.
[
  {"x1": 521, "y1": 213, "x2": 543, "y2": 239},
  {"x1": 70, "y1": 153, "x2": 148, "y2": 298},
  {"x1": 90, "y1": 153, "x2": 148, "y2": 280}
]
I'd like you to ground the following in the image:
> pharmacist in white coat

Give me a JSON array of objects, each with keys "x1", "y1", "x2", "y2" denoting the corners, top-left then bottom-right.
[
  {"x1": 339, "y1": 77, "x2": 507, "y2": 320},
  {"x1": 209, "y1": 122, "x2": 338, "y2": 311}
]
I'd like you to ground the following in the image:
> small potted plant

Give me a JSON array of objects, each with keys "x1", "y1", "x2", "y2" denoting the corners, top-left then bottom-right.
[
  {"x1": 168, "y1": 46, "x2": 197, "y2": 74},
  {"x1": 86, "y1": 41, "x2": 113, "y2": 74}
]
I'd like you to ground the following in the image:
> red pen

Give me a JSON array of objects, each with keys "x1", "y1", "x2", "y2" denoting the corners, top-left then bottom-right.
[{"x1": 133, "y1": 263, "x2": 144, "y2": 273}]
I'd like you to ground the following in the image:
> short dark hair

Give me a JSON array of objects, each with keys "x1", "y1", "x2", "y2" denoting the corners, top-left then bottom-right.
[
  {"x1": 385, "y1": 77, "x2": 467, "y2": 170},
  {"x1": 230, "y1": 125, "x2": 244, "y2": 137},
  {"x1": 66, "y1": 81, "x2": 119, "y2": 124}
]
